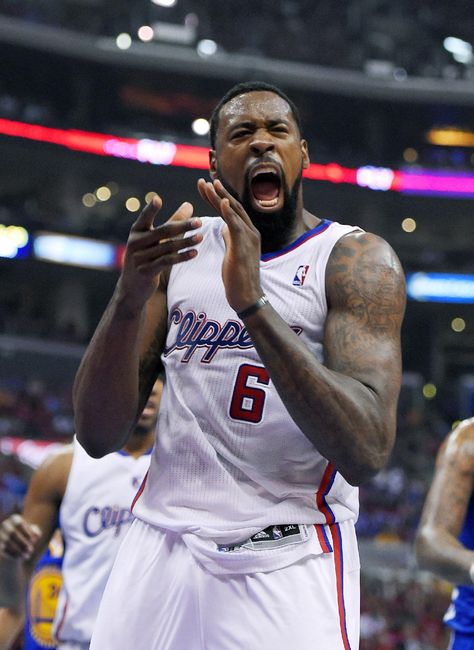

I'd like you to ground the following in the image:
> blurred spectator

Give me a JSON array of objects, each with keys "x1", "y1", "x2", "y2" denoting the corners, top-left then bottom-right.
[{"x1": 0, "y1": 378, "x2": 74, "y2": 441}]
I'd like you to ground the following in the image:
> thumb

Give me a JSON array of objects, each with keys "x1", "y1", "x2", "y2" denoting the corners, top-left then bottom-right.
[
  {"x1": 30, "y1": 523, "x2": 42, "y2": 539},
  {"x1": 221, "y1": 223, "x2": 231, "y2": 250},
  {"x1": 131, "y1": 195, "x2": 163, "y2": 232},
  {"x1": 167, "y1": 201, "x2": 194, "y2": 224}
]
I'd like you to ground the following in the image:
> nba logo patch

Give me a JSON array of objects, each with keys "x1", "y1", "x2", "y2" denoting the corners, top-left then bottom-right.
[{"x1": 292, "y1": 265, "x2": 309, "y2": 286}]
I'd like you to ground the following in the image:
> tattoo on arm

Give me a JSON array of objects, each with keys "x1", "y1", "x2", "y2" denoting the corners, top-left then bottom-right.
[{"x1": 325, "y1": 233, "x2": 406, "y2": 388}]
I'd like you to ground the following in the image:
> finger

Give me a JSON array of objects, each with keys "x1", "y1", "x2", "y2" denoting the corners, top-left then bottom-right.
[
  {"x1": 221, "y1": 223, "x2": 231, "y2": 251},
  {"x1": 128, "y1": 219, "x2": 201, "y2": 254},
  {"x1": 218, "y1": 199, "x2": 247, "y2": 242},
  {"x1": 130, "y1": 195, "x2": 163, "y2": 232},
  {"x1": 29, "y1": 523, "x2": 42, "y2": 539},
  {"x1": 198, "y1": 179, "x2": 222, "y2": 214},
  {"x1": 133, "y1": 232, "x2": 203, "y2": 266},
  {"x1": 213, "y1": 180, "x2": 254, "y2": 228},
  {"x1": 167, "y1": 201, "x2": 195, "y2": 224},
  {"x1": 137, "y1": 247, "x2": 199, "y2": 274},
  {"x1": 0, "y1": 529, "x2": 34, "y2": 559},
  {"x1": 0, "y1": 515, "x2": 41, "y2": 551}
]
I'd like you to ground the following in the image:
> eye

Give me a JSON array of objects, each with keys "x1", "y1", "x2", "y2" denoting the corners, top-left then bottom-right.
[
  {"x1": 272, "y1": 125, "x2": 289, "y2": 134},
  {"x1": 231, "y1": 129, "x2": 252, "y2": 139}
]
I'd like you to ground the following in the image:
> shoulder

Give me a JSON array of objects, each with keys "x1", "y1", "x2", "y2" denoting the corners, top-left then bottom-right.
[
  {"x1": 443, "y1": 418, "x2": 474, "y2": 469},
  {"x1": 328, "y1": 230, "x2": 402, "y2": 272},
  {"x1": 31, "y1": 445, "x2": 73, "y2": 497},
  {"x1": 36, "y1": 444, "x2": 73, "y2": 472},
  {"x1": 326, "y1": 230, "x2": 405, "y2": 311}
]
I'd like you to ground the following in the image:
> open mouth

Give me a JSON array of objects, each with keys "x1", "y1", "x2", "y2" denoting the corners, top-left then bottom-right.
[{"x1": 250, "y1": 168, "x2": 282, "y2": 209}]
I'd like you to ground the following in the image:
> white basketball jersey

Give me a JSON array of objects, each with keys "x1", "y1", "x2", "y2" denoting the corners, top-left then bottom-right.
[
  {"x1": 53, "y1": 438, "x2": 151, "y2": 644},
  {"x1": 133, "y1": 217, "x2": 361, "y2": 572}
]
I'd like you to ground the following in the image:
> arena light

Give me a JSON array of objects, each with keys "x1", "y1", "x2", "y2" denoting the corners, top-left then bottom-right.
[
  {"x1": 0, "y1": 224, "x2": 30, "y2": 259},
  {"x1": 197, "y1": 39, "x2": 217, "y2": 57},
  {"x1": 116, "y1": 33, "x2": 132, "y2": 50},
  {"x1": 151, "y1": 0, "x2": 177, "y2": 6},
  {"x1": 427, "y1": 127, "x2": 474, "y2": 147},
  {"x1": 33, "y1": 232, "x2": 116, "y2": 270},
  {"x1": 138, "y1": 25, "x2": 154, "y2": 42},
  {"x1": 192, "y1": 118, "x2": 210, "y2": 136},
  {"x1": 407, "y1": 272, "x2": 474, "y2": 304},
  {"x1": 443, "y1": 37, "x2": 473, "y2": 64},
  {"x1": 4, "y1": 118, "x2": 474, "y2": 197}
]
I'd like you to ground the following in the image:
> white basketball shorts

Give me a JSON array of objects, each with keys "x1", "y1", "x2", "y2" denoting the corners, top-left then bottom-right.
[{"x1": 90, "y1": 518, "x2": 360, "y2": 649}]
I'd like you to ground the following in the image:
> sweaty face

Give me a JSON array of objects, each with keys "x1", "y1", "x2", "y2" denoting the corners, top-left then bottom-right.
[{"x1": 212, "y1": 91, "x2": 309, "y2": 252}]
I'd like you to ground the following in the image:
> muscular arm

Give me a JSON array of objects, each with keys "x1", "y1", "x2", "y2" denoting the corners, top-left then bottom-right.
[
  {"x1": 415, "y1": 420, "x2": 474, "y2": 585},
  {"x1": 197, "y1": 178, "x2": 405, "y2": 485},
  {"x1": 0, "y1": 449, "x2": 71, "y2": 649},
  {"x1": 243, "y1": 232, "x2": 405, "y2": 485},
  {"x1": 73, "y1": 198, "x2": 202, "y2": 458},
  {"x1": 73, "y1": 279, "x2": 168, "y2": 458}
]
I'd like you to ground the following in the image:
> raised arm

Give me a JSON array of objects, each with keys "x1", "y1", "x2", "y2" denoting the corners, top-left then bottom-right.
[
  {"x1": 198, "y1": 179, "x2": 405, "y2": 485},
  {"x1": 0, "y1": 449, "x2": 71, "y2": 649},
  {"x1": 415, "y1": 420, "x2": 474, "y2": 585},
  {"x1": 73, "y1": 197, "x2": 202, "y2": 457}
]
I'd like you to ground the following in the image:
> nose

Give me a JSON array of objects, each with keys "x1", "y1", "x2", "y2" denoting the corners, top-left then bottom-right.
[{"x1": 249, "y1": 138, "x2": 274, "y2": 156}]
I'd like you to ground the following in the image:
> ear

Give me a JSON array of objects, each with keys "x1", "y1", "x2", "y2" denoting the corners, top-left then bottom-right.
[
  {"x1": 209, "y1": 150, "x2": 217, "y2": 179},
  {"x1": 301, "y1": 139, "x2": 310, "y2": 169}
]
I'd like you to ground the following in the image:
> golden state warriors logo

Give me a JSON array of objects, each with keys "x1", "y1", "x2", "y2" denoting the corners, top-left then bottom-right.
[{"x1": 28, "y1": 565, "x2": 62, "y2": 647}]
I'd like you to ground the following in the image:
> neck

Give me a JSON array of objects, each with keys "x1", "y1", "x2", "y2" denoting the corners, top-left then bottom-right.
[{"x1": 122, "y1": 430, "x2": 155, "y2": 458}]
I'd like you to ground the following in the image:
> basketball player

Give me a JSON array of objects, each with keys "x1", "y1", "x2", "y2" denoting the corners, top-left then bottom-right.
[
  {"x1": 0, "y1": 378, "x2": 162, "y2": 650},
  {"x1": 416, "y1": 418, "x2": 474, "y2": 649},
  {"x1": 74, "y1": 81, "x2": 406, "y2": 649}
]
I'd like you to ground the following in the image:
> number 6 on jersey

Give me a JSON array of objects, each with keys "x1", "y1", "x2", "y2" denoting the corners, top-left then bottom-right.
[{"x1": 229, "y1": 364, "x2": 270, "y2": 423}]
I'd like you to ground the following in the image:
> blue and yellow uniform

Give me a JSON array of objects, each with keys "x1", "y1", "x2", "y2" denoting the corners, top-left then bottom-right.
[
  {"x1": 24, "y1": 535, "x2": 63, "y2": 650},
  {"x1": 444, "y1": 495, "x2": 474, "y2": 649}
]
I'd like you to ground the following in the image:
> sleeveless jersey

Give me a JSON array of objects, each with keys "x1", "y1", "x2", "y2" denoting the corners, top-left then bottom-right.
[
  {"x1": 444, "y1": 492, "x2": 474, "y2": 633},
  {"x1": 53, "y1": 439, "x2": 151, "y2": 644},
  {"x1": 133, "y1": 217, "x2": 361, "y2": 573},
  {"x1": 24, "y1": 536, "x2": 63, "y2": 650}
]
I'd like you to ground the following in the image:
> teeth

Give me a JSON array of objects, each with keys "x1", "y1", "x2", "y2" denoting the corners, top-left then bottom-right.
[
  {"x1": 258, "y1": 198, "x2": 279, "y2": 207},
  {"x1": 252, "y1": 167, "x2": 278, "y2": 178}
]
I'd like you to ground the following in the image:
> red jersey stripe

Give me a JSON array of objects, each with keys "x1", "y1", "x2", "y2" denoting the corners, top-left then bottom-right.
[
  {"x1": 131, "y1": 470, "x2": 149, "y2": 513},
  {"x1": 329, "y1": 523, "x2": 352, "y2": 650},
  {"x1": 315, "y1": 463, "x2": 336, "y2": 524}
]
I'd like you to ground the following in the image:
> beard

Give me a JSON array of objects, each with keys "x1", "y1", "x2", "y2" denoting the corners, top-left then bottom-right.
[{"x1": 217, "y1": 167, "x2": 302, "y2": 254}]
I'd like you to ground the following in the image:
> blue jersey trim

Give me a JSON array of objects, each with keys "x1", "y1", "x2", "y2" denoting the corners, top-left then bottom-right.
[
  {"x1": 116, "y1": 447, "x2": 153, "y2": 457},
  {"x1": 260, "y1": 219, "x2": 332, "y2": 262}
]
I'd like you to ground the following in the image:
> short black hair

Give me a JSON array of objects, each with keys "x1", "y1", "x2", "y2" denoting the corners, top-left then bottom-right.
[{"x1": 209, "y1": 81, "x2": 302, "y2": 149}]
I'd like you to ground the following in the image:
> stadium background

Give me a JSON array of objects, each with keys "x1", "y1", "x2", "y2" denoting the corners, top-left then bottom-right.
[{"x1": 0, "y1": 1, "x2": 473, "y2": 647}]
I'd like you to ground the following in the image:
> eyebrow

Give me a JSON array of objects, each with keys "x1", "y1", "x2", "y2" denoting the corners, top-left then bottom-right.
[{"x1": 228, "y1": 118, "x2": 291, "y2": 131}]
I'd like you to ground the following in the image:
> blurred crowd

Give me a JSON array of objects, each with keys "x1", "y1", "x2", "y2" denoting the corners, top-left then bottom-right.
[
  {"x1": 1, "y1": 0, "x2": 473, "y2": 80},
  {"x1": 360, "y1": 573, "x2": 451, "y2": 649},
  {"x1": 0, "y1": 377, "x2": 74, "y2": 440}
]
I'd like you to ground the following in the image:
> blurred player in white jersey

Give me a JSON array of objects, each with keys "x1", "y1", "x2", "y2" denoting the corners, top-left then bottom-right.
[
  {"x1": 74, "y1": 81, "x2": 406, "y2": 649},
  {"x1": 0, "y1": 378, "x2": 162, "y2": 650}
]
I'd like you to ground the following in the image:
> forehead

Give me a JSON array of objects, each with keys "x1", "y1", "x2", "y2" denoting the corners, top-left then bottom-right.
[{"x1": 219, "y1": 91, "x2": 295, "y2": 129}]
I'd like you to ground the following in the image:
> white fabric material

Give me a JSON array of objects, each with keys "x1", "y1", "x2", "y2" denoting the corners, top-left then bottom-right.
[
  {"x1": 133, "y1": 217, "x2": 361, "y2": 572},
  {"x1": 57, "y1": 642, "x2": 90, "y2": 650},
  {"x1": 90, "y1": 518, "x2": 360, "y2": 650},
  {"x1": 53, "y1": 439, "x2": 150, "y2": 644}
]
